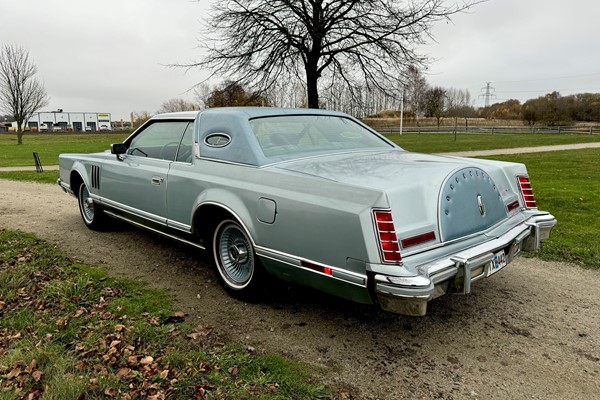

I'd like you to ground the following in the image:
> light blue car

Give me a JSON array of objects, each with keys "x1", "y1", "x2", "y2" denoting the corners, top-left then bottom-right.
[{"x1": 58, "y1": 107, "x2": 556, "y2": 316}]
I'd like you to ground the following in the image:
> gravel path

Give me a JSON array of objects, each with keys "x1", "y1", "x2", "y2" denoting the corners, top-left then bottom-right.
[{"x1": 1, "y1": 177, "x2": 599, "y2": 399}]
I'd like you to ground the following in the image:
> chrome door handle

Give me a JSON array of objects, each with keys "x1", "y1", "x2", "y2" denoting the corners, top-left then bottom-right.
[{"x1": 151, "y1": 176, "x2": 164, "y2": 185}]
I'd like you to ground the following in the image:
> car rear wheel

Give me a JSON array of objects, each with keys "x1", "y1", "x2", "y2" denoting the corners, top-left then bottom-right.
[
  {"x1": 78, "y1": 182, "x2": 106, "y2": 230},
  {"x1": 213, "y1": 219, "x2": 263, "y2": 298}
]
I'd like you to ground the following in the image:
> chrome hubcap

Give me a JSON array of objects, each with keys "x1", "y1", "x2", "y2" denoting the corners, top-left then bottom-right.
[
  {"x1": 217, "y1": 223, "x2": 254, "y2": 287},
  {"x1": 228, "y1": 243, "x2": 248, "y2": 264}
]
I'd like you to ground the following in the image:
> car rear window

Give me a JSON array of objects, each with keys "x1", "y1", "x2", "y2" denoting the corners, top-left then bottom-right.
[{"x1": 249, "y1": 115, "x2": 393, "y2": 159}]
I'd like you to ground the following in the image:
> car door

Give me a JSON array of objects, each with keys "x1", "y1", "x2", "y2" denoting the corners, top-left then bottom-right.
[{"x1": 101, "y1": 120, "x2": 191, "y2": 225}]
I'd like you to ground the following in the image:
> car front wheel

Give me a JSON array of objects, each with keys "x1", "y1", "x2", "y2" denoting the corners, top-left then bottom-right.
[
  {"x1": 78, "y1": 182, "x2": 106, "y2": 230},
  {"x1": 213, "y1": 219, "x2": 263, "y2": 298}
]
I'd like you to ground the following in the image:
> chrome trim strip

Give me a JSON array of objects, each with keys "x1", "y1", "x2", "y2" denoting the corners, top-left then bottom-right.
[
  {"x1": 97, "y1": 196, "x2": 166, "y2": 226},
  {"x1": 255, "y1": 245, "x2": 367, "y2": 287},
  {"x1": 58, "y1": 179, "x2": 74, "y2": 195},
  {"x1": 167, "y1": 220, "x2": 192, "y2": 233},
  {"x1": 103, "y1": 210, "x2": 205, "y2": 251},
  {"x1": 401, "y1": 211, "x2": 538, "y2": 258}
]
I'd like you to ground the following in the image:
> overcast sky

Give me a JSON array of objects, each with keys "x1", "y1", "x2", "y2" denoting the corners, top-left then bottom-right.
[{"x1": 1, "y1": 0, "x2": 599, "y2": 120}]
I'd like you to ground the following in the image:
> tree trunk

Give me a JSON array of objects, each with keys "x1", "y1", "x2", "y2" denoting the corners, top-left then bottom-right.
[
  {"x1": 17, "y1": 122, "x2": 24, "y2": 145},
  {"x1": 305, "y1": 62, "x2": 320, "y2": 109}
]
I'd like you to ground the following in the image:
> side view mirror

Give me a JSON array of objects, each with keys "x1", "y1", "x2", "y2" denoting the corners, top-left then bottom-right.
[{"x1": 111, "y1": 143, "x2": 127, "y2": 155}]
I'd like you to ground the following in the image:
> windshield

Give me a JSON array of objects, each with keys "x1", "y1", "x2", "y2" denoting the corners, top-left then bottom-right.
[{"x1": 249, "y1": 115, "x2": 394, "y2": 159}]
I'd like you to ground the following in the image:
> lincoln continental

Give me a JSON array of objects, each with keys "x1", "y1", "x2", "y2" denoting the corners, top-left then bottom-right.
[{"x1": 58, "y1": 107, "x2": 556, "y2": 316}]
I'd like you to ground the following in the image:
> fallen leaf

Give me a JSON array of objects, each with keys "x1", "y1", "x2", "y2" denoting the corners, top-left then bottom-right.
[
  {"x1": 159, "y1": 369, "x2": 169, "y2": 379},
  {"x1": 6, "y1": 367, "x2": 21, "y2": 379},
  {"x1": 26, "y1": 359, "x2": 37, "y2": 373},
  {"x1": 32, "y1": 370, "x2": 43, "y2": 382},
  {"x1": 140, "y1": 356, "x2": 154, "y2": 365},
  {"x1": 116, "y1": 367, "x2": 131, "y2": 378}
]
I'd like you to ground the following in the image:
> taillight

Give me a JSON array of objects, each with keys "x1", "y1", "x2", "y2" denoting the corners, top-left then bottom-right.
[
  {"x1": 373, "y1": 209, "x2": 402, "y2": 265},
  {"x1": 517, "y1": 176, "x2": 537, "y2": 208}
]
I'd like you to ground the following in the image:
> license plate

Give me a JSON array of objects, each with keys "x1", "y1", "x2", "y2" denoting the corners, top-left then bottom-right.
[{"x1": 488, "y1": 250, "x2": 507, "y2": 276}]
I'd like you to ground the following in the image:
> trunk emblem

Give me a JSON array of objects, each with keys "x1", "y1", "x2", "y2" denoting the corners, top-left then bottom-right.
[{"x1": 477, "y1": 195, "x2": 486, "y2": 216}]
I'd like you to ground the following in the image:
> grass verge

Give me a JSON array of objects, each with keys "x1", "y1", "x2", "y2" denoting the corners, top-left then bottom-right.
[
  {"x1": 0, "y1": 171, "x2": 58, "y2": 184},
  {"x1": 386, "y1": 132, "x2": 600, "y2": 153},
  {"x1": 481, "y1": 148, "x2": 600, "y2": 269},
  {"x1": 0, "y1": 229, "x2": 329, "y2": 399}
]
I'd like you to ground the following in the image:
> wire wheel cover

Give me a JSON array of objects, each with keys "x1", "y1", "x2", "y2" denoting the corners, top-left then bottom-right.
[
  {"x1": 79, "y1": 185, "x2": 94, "y2": 222},
  {"x1": 217, "y1": 223, "x2": 254, "y2": 287}
]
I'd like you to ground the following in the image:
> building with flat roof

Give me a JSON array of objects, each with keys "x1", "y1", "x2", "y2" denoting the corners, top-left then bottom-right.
[{"x1": 14, "y1": 111, "x2": 112, "y2": 132}]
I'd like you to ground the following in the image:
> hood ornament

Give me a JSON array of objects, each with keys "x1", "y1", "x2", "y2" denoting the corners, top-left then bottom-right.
[{"x1": 477, "y1": 194, "x2": 486, "y2": 216}]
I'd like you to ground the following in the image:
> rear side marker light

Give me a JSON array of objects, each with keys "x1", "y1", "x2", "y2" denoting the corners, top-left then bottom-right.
[
  {"x1": 401, "y1": 231, "x2": 436, "y2": 249},
  {"x1": 517, "y1": 176, "x2": 537, "y2": 208},
  {"x1": 506, "y1": 200, "x2": 520, "y2": 212},
  {"x1": 373, "y1": 209, "x2": 402, "y2": 265},
  {"x1": 302, "y1": 261, "x2": 333, "y2": 276}
]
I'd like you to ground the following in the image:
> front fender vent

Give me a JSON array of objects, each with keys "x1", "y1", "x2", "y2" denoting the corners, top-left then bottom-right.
[{"x1": 91, "y1": 165, "x2": 100, "y2": 189}]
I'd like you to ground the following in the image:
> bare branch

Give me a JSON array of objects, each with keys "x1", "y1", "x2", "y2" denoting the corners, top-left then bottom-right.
[
  {"x1": 0, "y1": 44, "x2": 49, "y2": 144},
  {"x1": 178, "y1": 0, "x2": 486, "y2": 109}
]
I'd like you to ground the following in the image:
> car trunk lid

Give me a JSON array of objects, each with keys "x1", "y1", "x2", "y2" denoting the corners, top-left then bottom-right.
[{"x1": 275, "y1": 150, "x2": 510, "y2": 247}]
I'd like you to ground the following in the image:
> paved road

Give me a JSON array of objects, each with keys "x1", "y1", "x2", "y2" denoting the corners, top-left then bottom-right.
[
  {"x1": 440, "y1": 141, "x2": 600, "y2": 157},
  {"x1": 1, "y1": 142, "x2": 598, "y2": 172}
]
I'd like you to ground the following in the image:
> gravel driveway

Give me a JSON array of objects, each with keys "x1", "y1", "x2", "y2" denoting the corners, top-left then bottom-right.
[{"x1": 1, "y1": 179, "x2": 599, "y2": 399}]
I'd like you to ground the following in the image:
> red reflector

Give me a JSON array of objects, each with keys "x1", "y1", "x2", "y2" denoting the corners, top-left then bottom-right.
[
  {"x1": 506, "y1": 200, "x2": 520, "y2": 212},
  {"x1": 373, "y1": 209, "x2": 402, "y2": 265},
  {"x1": 379, "y1": 232, "x2": 396, "y2": 241},
  {"x1": 401, "y1": 231, "x2": 436, "y2": 249},
  {"x1": 381, "y1": 241, "x2": 400, "y2": 251},
  {"x1": 375, "y1": 212, "x2": 393, "y2": 222},
  {"x1": 377, "y1": 221, "x2": 395, "y2": 231},
  {"x1": 517, "y1": 176, "x2": 537, "y2": 208},
  {"x1": 383, "y1": 252, "x2": 402, "y2": 262},
  {"x1": 301, "y1": 261, "x2": 333, "y2": 276}
]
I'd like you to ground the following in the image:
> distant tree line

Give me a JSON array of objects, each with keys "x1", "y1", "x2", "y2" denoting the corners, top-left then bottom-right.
[
  {"x1": 480, "y1": 92, "x2": 600, "y2": 126},
  {"x1": 145, "y1": 71, "x2": 600, "y2": 129}
]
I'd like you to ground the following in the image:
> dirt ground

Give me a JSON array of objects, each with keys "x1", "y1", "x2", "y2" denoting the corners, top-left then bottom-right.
[{"x1": 1, "y1": 179, "x2": 599, "y2": 399}]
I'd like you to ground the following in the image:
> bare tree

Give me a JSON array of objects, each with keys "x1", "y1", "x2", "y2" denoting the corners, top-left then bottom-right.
[
  {"x1": 445, "y1": 87, "x2": 474, "y2": 138},
  {"x1": 422, "y1": 86, "x2": 446, "y2": 127},
  {"x1": 185, "y1": 0, "x2": 483, "y2": 109},
  {"x1": 157, "y1": 98, "x2": 199, "y2": 114},
  {"x1": 193, "y1": 82, "x2": 212, "y2": 109},
  {"x1": 404, "y1": 65, "x2": 429, "y2": 126},
  {"x1": 207, "y1": 81, "x2": 269, "y2": 107},
  {"x1": 0, "y1": 45, "x2": 49, "y2": 144},
  {"x1": 131, "y1": 111, "x2": 152, "y2": 129}
]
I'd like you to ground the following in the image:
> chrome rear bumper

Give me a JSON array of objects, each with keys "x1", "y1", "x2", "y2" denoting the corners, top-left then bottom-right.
[{"x1": 374, "y1": 213, "x2": 556, "y2": 316}]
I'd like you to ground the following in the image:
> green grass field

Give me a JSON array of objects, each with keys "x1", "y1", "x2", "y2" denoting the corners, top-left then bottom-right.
[
  {"x1": 2, "y1": 131, "x2": 600, "y2": 167},
  {"x1": 482, "y1": 149, "x2": 600, "y2": 268},
  {"x1": 386, "y1": 132, "x2": 600, "y2": 153},
  {"x1": 0, "y1": 132, "x2": 130, "y2": 167}
]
